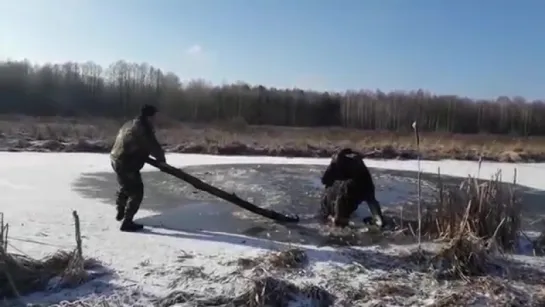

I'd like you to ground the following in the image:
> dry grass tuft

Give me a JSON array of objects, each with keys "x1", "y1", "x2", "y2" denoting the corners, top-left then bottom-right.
[
  {"x1": 237, "y1": 276, "x2": 334, "y2": 307},
  {"x1": 166, "y1": 266, "x2": 209, "y2": 290},
  {"x1": 318, "y1": 226, "x2": 388, "y2": 247},
  {"x1": 430, "y1": 293, "x2": 467, "y2": 307},
  {"x1": 0, "y1": 248, "x2": 95, "y2": 299},
  {"x1": 466, "y1": 277, "x2": 541, "y2": 306},
  {"x1": 235, "y1": 257, "x2": 258, "y2": 269},
  {"x1": 420, "y1": 173, "x2": 511, "y2": 280},
  {"x1": 394, "y1": 171, "x2": 518, "y2": 280},
  {"x1": 267, "y1": 247, "x2": 308, "y2": 269},
  {"x1": 399, "y1": 126, "x2": 525, "y2": 282},
  {"x1": 420, "y1": 170, "x2": 521, "y2": 252},
  {"x1": 371, "y1": 282, "x2": 416, "y2": 299},
  {"x1": 415, "y1": 169, "x2": 522, "y2": 280},
  {"x1": 43, "y1": 289, "x2": 154, "y2": 307},
  {"x1": 154, "y1": 290, "x2": 233, "y2": 307},
  {"x1": 155, "y1": 276, "x2": 335, "y2": 307},
  {"x1": 398, "y1": 248, "x2": 435, "y2": 266},
  {"x1": 430, "y1": 277, "x2": 545, "y2": 306},
  {"x1": 432, "y1": 234, "x2": 493, "y2": 280},
  {"x1": 236, "y1": 248, "x2": 309, "y2": 271},
  {"x1": 0, "y1": 211, "x2": 99, "y2": 300}
]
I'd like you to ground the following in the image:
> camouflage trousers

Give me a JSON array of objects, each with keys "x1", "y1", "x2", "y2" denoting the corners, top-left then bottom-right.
[{"x1": 111, "y1": 160, "x2": 144, "y2": 221}]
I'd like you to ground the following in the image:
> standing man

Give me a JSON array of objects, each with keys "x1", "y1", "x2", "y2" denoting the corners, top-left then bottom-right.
[{"x1": 110, "y1": 104, "x2": 166, "y2": 232}]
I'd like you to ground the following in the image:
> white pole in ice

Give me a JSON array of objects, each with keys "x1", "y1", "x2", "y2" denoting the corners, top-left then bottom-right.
[{"x1": 412, "y1": 121, "x2": 422, "y2": 247}]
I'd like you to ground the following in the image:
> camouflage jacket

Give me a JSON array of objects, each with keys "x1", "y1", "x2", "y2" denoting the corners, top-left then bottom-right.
[{"x1": 110, "y1": 116, "x2": 165, "y2": 171}]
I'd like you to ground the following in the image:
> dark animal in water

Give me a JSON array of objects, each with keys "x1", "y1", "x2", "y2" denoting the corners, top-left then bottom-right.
[{"x1": 320, "y1": 148, "x2": 385, "y2": 227}]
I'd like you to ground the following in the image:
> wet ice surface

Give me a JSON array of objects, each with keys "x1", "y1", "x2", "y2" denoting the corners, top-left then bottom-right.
[
  {"x1": 72, "y1": 163, "x2": 544, "y2": 246},
  {"x1": 73, "y1": 164, "x2": 438, "y2": 246}
]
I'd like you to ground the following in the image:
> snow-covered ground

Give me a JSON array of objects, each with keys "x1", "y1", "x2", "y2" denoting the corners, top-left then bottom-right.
[{"x1": 2, "y1": 152, "x2": 545, "y2": 306}]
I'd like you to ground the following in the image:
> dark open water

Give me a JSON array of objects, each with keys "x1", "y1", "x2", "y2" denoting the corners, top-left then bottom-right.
[{"x1": 72, "y1": 164, "x2": 545, "y2": 246}]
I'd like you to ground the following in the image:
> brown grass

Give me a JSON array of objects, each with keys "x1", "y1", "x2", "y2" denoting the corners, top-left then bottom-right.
[
  {"x1": 2, "y1": 116, "x2": 545, "y2": 161},
  {"x1": 423, "y1": 173, "x2": 521, "y2": 279},
  {"x1": 380, "y1": 163, "x2": 523, "y2": 281},
  {"x1": 0, "y1": 212, "x2": 98, "y2": 300},
  {"x1": 0, "y1": 246, "x2": 96, "y2": 299},
  {"x1": 236, "y1": 276, "x2": 334, "y2": 307},
  {"x1": 433, "y1": 234, "x2": 494, "y2": 280},
  {"x1": 371, "y1": 282, "x2": 416, "y2": 299},
  {"x1": 155, "y1": 276, "x2": 335, "y2": 307},
  {"x1": 430, "y1": 277, "x2": 545, "y2": 307},
  {"x1": 235, "y1": 247, "x2": 309, "y2": 271},
  {"x1": 267, "y1": 248, "x2": 308, "y2": 269},
  {"x1": 421, "y1": 170, "x2": 521, "y2": 251},
  {"x1": 417, "y1": 169, "x2": 521, "y2": 280}
]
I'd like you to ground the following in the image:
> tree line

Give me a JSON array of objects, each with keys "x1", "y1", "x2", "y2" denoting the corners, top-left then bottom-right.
[{"x1": 1, "y1": 59, "x2": 543, "y2": 135}]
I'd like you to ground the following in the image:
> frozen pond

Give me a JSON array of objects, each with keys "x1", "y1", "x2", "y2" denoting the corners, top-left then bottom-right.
[{"x1": 72, "y1": 163, "x2": 545, "y2": 246}]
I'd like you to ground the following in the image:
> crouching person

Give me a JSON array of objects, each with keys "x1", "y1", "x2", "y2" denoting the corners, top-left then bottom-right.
[
  {"x1": 110, "y1": 104, "x2": 166, "y2": 232},
  {"x1": 320, "y1": 148, "x2": 385, "y2": 228}
]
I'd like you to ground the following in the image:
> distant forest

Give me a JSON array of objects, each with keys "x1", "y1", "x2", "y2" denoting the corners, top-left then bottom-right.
[{"x1": 1, "y1": 59, "x2": 543, "y2": 135}]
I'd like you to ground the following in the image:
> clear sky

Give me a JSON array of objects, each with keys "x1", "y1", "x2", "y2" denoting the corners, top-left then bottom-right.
[{"x1": 1, "y1": 0, "x2": 544, "y2": 99}]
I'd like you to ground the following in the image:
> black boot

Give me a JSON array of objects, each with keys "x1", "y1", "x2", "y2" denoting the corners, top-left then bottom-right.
[
  {"x1": 121, "y1": 194, "x2": 144, "y2": 232},
  {"x1": 120, "y1": 219, "x2": 144, "y2": 232}
]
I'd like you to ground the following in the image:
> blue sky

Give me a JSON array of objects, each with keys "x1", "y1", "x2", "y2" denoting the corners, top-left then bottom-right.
[{"x1": 1, "y1": 0, "x2": 544, "y2": 99}]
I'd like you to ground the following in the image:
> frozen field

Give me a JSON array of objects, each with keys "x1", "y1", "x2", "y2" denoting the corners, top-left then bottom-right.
[{"x1": 1, "y1": 152, "x2": 545, "y2": 306}]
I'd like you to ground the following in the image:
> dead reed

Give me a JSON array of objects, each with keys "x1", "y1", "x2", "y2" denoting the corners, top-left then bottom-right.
[
  {"x1": 0, "y1": 211, "x2": 95, "y2": 299},
  {"x1": 236, "y1": 276, "x2": 334, "y2": 307},
  {"x1": 407, "y1": 119, "x2": 521, "y2": 251},
  {"x1": 154, "y1": 276, "x2": 334, "y2": 307},
  {"x1": 235, "y1": 247, "x2": 309, "y2": 271},
  {"x1": 267, "y1": 248, "x2": 308, "y2": 269},
  {"x1": 392, "y1": 171, "x2": 519, "y2": 279},
  {"x1": 432, "y1": 230, "x2": 495, "y2": 280},
  {"x1": 419, "y1": 169, "x2": 521, "y2": 252},
  {"x1": 408, "y1": 121, "x2": 522, "y2": 279}
]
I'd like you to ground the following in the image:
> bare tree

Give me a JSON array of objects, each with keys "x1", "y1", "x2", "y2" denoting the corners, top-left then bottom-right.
[{"x1": 0, "y1": 59, "x2": 543, "y2": 135}]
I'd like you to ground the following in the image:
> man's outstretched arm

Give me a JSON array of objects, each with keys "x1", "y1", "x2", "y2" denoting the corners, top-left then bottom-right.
[{"x1": 143, "y1": 126, "x2": 166, "y2": 162}]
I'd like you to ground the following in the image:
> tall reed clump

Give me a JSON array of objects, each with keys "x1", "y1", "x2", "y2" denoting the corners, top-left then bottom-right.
[
  {"x1": 423, "y1": 170, "x2": 521, "y2": 251},
  {"x1": 411, "y1": 121, "x2": 521, "y2": 279}
]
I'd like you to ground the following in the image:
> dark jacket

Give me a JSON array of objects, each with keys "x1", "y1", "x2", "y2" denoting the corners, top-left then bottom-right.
[{"x1": 110, "y1": 115, "x2": 165, "y2": 171}]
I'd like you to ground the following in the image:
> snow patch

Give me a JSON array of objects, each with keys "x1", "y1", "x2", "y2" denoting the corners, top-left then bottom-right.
[{"x1": 1, "y1": 152, "x2": 544, "y2": 306}]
